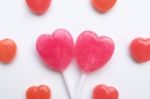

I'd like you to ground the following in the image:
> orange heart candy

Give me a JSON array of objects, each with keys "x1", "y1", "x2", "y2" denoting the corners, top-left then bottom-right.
[
  {"x1": 0, "y1": 39, "x2": 17, "y2": 64},
  {"x1": 92, "y1": 0, "x2": 117, "y2": 13},
  {"x1": 130, "y1": 38, "x2": 150, "y2": 63},
  {"x1": 93, "y1": 84, "x2": 119, "y2": 99},
  {"x1": 26, "y1": 85, "x2": 51, "y2": 99}
]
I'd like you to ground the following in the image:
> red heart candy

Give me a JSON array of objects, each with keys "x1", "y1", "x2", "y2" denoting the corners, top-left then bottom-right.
[
  {"x1": 92, "y1": 0, "x2": 117, "y2": 13},
  {"x1": 130, "y1": 38, "x2": 150, "y2": 63},
  {"x1": 75, "y1": 31, "x2": 114, "y2": 73},
  {"x1": 26, "y1": 0, "x2": 51, "y2": 14},
  {"x1": 93, "y1": 84, "x2": 119, "y2": 99},
  {"x1": 0, "y1": 39, "x2": 17, "y2": 64},
  {"x1": 26, "y1": 85, "x2": 51, "y2": 99},
  {"x1": 36, "y1": 29, "x2": 74, "y2": 72}
]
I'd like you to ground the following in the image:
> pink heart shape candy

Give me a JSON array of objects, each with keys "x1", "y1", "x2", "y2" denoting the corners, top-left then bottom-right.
[
  {"x1": 75, "y1": 31, "x2": 115, "y2": 73},
  {"x1": 36, "y1": 29, "x2": 74, "y2": 72}
]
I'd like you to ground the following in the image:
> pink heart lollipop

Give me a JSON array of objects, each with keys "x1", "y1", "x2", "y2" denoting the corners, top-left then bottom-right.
[
  {"x1": 36, "y1": 28, "x2": 74, "y2": 99},
  {"x1": 75, "y1": 30, "x2": 114, "y2": 73},
  {"x1": 74, "y1": 30, "x2": 115, "y2": 99},
  {"x1": 36, "y1": 29, "x2": 74, "y2": 72}
]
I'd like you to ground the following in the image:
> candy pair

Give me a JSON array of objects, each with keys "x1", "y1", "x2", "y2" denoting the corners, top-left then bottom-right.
[
  {"x1": 36, "y1": 29, "x2": 114, "y2": 73},
  {"x1": 26, "y1": 0, "x2": 117, "y2": 15},
  {"x1": 26, "y1": 84, "x2": 118, "y2": 99}
]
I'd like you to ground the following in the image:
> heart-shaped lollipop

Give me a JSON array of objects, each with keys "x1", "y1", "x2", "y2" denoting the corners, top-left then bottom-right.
[
  {"x1": 26, "y1": 85, "x2": 51, "y2": 99},
  {"x1": 36, "y1": 29, "x2": 74, "y2": 99},
  {"x1": 74, "y1": 31, "x2": 115, "y2": 99},
  {"x1": 92, "y1": 0, "x2": 117, "y2": 13},
  {"x1": 36, "y1": 29, "x2": 74, "y2": 72},
  {"x1": 0, "y1": 39, "x2": 17, "y2": 64},
  {"x1": 130, "y1": 38, "x2": 150, "y2": 63},
  {"x1": 93, "y1": 84, "x2": 118, "y2": 99},
  {"x1": 75, "y1": 31, "x2": 115, "y2": 73}
]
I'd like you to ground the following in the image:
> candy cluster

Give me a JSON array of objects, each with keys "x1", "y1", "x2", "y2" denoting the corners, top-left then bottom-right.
[{"x1": 0, "y1": 0, "x2": 149, "y2": 99}]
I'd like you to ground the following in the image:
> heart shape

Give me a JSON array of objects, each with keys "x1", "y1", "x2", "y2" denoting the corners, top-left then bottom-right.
[
  {"x1": 92, "y1": 0, "x2": 117, "y2": 13},
  {"x1": 26, "y1": 0, "x2": 51, "y2": 14},
  {"x1": 130, "y1": 38, "x2": 150, "y2": 63},
  {"x1": 75, "y1": 31, "x2": 114, "y2": 73},
  {"x1": 36, "y1": 29, "x2": 74, "y2": 72},
  {"x1": 93, "y1": 84, "x2": 118, "y2": 99},
  {"x1": 26, "y1": 85, "x2": 51, "y2": 99},
  {"x1": 0, "y1": 39, "x2": 17, "y2": 64}
]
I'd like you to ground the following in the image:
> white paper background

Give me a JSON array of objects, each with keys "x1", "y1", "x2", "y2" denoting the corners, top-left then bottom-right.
[{"x1": 0, "y1": 0, "x2": 150, "y2": 99}]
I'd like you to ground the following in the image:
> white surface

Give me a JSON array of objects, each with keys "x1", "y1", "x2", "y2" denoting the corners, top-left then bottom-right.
[{"x1": 0, "y1": 0, "x2": 150, "y2": 99}]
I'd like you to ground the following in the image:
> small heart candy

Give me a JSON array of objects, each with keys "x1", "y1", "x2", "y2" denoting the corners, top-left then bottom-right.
[
  {"x1": 36, "y1": 29, "x2": 74, "y2": 72},
  {"x1": 26, "y1": 0, "x2": 51, "y2": 14},
  {"x1": 130, "y1": 38, "x2": 150, "y2": 63},
  {"x1": 26, "y1": 85, "x2": 51, "y2": 99},
  {"x1": 75, "y1": 31, "x2": 114, "y2": 73},
  {"x1": 0, "y1": 39, "x2": 17, "y2": 64},
  {"x1": 92, "y1": 0, "x2": 117, "y2": 13},
  {"x1": 93, "y1": 84, "x2": 119, "y2": 99}
]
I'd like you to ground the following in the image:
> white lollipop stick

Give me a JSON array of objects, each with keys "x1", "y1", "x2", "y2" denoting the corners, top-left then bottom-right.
[
  {"x1": 61, "y1": 72, "x2": 73, "y2": 99},
  {"x1": 73, "y1": 73, "x2": 87, "y2": 99}
]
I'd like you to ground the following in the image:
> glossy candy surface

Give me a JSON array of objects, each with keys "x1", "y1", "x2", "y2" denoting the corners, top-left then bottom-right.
[
  {"x1": 36, "y1": 29, "x2": 74, "y2": 72},
  {"x1": 93, "y1": 84, "x2": 118, "y2": 99},
  {"x1": 26, "y1": 85, "x2": 51, "y2": 99},
  {"x1": 26, "y1": 0, "x2": 51, "y2": 14},
  {"x1": 130, "y1": 38, "x2": 150, "y2": 63},
  {"x1": 0, "y1": 39, "x2": 17, "y2": 64},
  {"x1": 75, "y1": 31, "x2": 114, "y2": 73},
  {"x1": 92, "y1": 0, "x2": 117, "y2": 13}
]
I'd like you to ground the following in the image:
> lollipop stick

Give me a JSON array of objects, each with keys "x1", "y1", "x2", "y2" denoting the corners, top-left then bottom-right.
[
  {"x1": 73, "y1": 73, "x2": 87, "y2": 99},
  {"x1": 61, "y1": 72, "x2": 73, "y2": 99}
]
